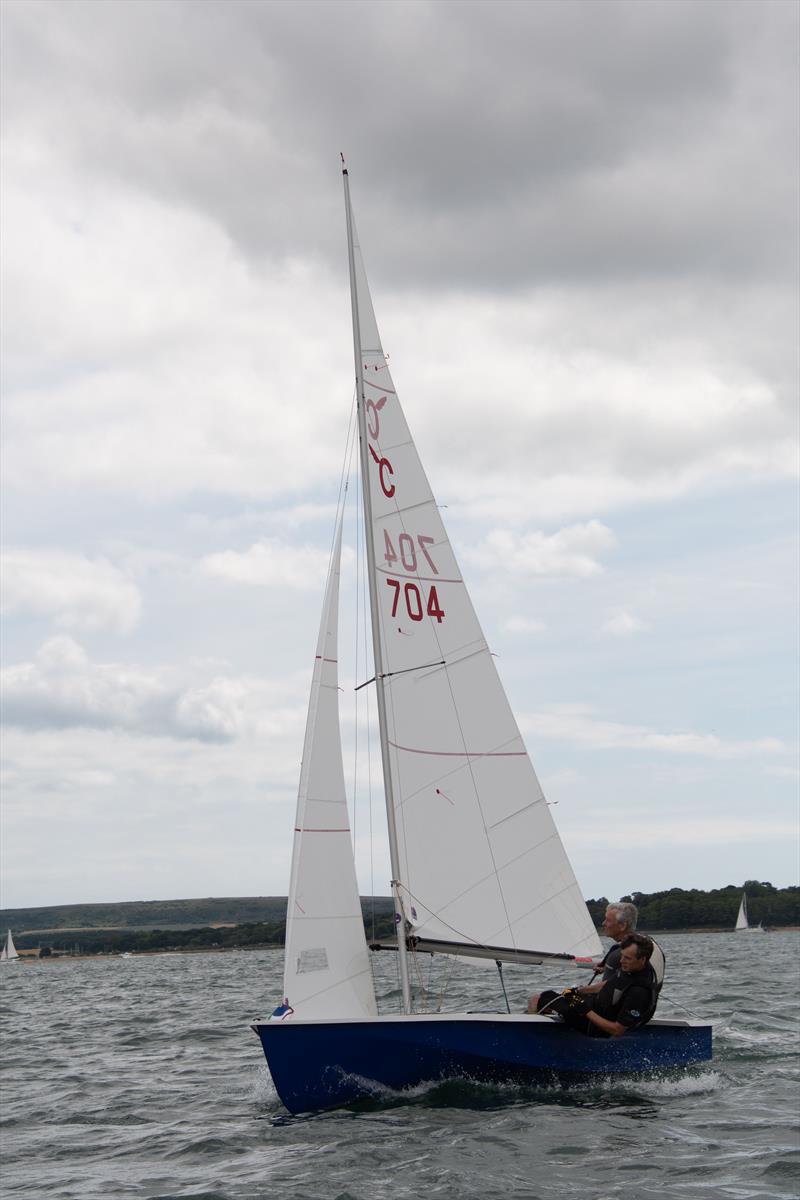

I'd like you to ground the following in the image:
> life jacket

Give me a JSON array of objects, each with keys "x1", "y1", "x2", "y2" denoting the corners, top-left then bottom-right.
[
  {"x1": 594, "y1": 963, "x2": 659, "y2": 1028},
  {"x1": 600, "y1": 937, "x2": 665, "y2": 989}
]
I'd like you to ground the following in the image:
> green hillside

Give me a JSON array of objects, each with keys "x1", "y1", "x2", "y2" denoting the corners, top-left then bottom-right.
[{"x1": 0, "y1": 895, "x2": 394, "y2": 934}]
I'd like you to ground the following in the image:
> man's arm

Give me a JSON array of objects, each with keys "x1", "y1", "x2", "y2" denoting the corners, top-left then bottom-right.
[
  {"x1": 577, "y1": 979, "x2": 604, "y2": 996},
  {"x1": 587, "y1": 981, "x2": 653, "y2": 1037},
  {"x1": 584, "y1": 1009, "x2": 627, "y2": 1037}
]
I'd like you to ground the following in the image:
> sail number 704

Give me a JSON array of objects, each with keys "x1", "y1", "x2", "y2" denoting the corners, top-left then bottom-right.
[
  {"x1": 383, "y1": 530, "x2": 445, "y2": 622},
  {"x1": 387, "y1": 579, "x2": 445, "y2": 623}
]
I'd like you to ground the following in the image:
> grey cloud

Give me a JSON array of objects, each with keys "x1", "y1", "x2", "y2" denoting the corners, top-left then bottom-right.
[{"x1": 2, "y1": 0, "x2": 796, "y2": 289}]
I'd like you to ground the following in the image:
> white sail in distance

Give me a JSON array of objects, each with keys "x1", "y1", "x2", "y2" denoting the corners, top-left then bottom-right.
[
  {"x1": 348, "y1": 206, "x2": 601, "y2": 961},
  {"x1": 1, "y1": 930, "x2": 20, "y2": 962},
  {"x1": 283, "y1": 512, "x2": 378, "y2": 1018},
  {"x1": 735, "y1": 894, "x2": 748, "y2": 930}
]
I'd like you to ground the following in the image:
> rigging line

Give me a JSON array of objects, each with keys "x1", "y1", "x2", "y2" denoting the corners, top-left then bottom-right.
[
  {"x1": 496, "y1": 961, "x2": 511, "y2": 1015},
  {"x1": 348, "y1": 383, "x2": 361, "y2": 853},
  {"x1": 327, "y1": 384, "x2": 359, "y2": 586},
  {"x1": 409, "y1": 941, "x2": 429, "y2": 1013},
  {"x1": 355, "y1": 658, "x2": 446, "y2": 691},
  {"x1": 383, "y1": 659, "x2": 446, "y2": 679},
  {"x1": 414, "y1": 642, "x2": 490, "y2": 679},
  {"x1": 395, "y1": 881, "x2": 488, "y2": 950},
  {"x1": 364, "y1": 501, "x2": 376, "y2": 944},
  {"x1": 658, "y1": 991, "x2": 701, "y2": 1020},
  {"x1": 437, "y1": 950, "x2": 457, "y2": 1013}
]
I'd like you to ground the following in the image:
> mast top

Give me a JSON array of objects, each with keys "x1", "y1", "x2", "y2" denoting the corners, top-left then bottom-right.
[{"x1": 340, "y1": 151, "x2": 347, "y2": 175}]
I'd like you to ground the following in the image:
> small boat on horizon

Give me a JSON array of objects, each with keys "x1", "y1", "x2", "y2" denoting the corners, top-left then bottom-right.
[
  {"x1": 1, "y1": 930, "x2": 20, "y2": 964},
  {"x1": 734, "y1": 891, "x2": 765, "y2": 933}
]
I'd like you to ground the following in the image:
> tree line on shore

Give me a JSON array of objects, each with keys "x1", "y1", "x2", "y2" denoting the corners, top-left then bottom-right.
[
  {"x1": 586, "y1": 880, "x2": 798, "y2": 931},
  {"x1": 10, "y1": 882, "x2": 797, "y2": 957}
]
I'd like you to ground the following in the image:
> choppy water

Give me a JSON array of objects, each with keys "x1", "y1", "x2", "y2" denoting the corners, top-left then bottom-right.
[{"x1": 1, "y1": 931, "x2": 798, "y2": 1199}]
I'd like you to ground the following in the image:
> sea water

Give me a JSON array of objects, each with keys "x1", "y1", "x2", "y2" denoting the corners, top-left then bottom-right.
[{"x1": 1, "y1": 930, "x2": 798, "y2": 1199}]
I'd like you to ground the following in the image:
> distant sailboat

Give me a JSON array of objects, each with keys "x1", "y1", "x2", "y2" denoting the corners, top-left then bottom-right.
[
  {"x1": 250, "y1": 164, "x2": 713, "y2": 1114},
  {"x1": 0, "y1": 930, "x2": 20, "y2": 963},
  {"x1": 735, "y1": 892, "x2": 765, "y2": 933}
]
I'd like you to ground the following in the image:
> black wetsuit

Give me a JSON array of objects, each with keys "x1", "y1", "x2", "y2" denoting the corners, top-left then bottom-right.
[
  {"x1": 591, "y1": 963, "x2": 659, "y2": 1030},
  {"x1": 537, "y1": 963, "x2": 659, "y2": 1037},
  {"x1": 598, "y1": 942, "x2": 622, "y2": 980}
]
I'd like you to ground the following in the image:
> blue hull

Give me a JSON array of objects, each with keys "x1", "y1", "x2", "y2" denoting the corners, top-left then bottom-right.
[{"x1": 252, "y1": 1014, "x2": 712, "y2": 1114}]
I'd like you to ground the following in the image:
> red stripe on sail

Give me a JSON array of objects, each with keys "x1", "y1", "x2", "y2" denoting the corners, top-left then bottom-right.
[{"x1": 362, "y1": 377, "x2": 396, "y2": 394}]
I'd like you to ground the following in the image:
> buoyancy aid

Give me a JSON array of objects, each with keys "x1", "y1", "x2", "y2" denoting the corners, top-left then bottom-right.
[
  {"x1": 649, "y1": 939, "x2": 666, "y2": 991},
  {"x1": 593, "y1": 963, "x2": 660, "y2": 1028},
  {"x1": 598, "y1": 939, "x2": 665, "y2": 989}
]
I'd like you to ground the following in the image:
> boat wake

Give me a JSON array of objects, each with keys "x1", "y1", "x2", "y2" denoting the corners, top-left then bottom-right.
[{"x1": 286, "y1": 1066, "x2": 723, "y2": 1116}]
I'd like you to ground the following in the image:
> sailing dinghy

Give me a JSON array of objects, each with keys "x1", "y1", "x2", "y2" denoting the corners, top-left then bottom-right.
[
  {"x1": 251, "y1": 165, "x2": 712, "y2": 1114},
  {"x1": 1, "y1": 930, "x2": 20, "y2": 963}
]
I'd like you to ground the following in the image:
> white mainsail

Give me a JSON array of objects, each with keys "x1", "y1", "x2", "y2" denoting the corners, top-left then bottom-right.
[
  {"x1": 283, "y1": 512, "x2": 378, "y2": 1018},
  {"x1": 1, "y1": 930, "x2": 20, "y2": 962},
  {"x1": 735, "y1": 893, "x2": 748, "y2": 930},
  {"x1": 734, "y1": 891, "x2": 764, "y2": 932},
  {"x1": 346, "y1": 202, "x2": 601, "y2": 962}
]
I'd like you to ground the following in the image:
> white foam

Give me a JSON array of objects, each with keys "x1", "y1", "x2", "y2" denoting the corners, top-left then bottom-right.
[{"x1": 631, "y1": 1070, "x2": 721, "y2": 1098}]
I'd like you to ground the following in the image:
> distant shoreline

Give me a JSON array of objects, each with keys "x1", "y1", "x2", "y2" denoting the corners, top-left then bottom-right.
[
  {"x1": 3, "y1": 887, "x2": 797, "y2": 955},
  {"x1": 8, "y1": 925, "x2": 798, "y2": 964}
]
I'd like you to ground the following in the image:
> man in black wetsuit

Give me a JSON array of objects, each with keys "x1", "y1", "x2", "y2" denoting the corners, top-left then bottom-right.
[
  {"x1": 535, "y1": 934, "x2": 660, "y2": 1037},
  {"x1": 526, "y1": 900, "x2": 640, "y2": 1014}
]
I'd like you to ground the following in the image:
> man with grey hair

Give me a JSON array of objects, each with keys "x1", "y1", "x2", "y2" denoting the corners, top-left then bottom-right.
[{"x1": 593, "y1": 902, "x2": 639, "y2": 982}]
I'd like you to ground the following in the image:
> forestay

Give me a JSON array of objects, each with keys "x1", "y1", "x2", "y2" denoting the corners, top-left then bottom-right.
[
  {"x1": 348, "y1": 207, "x2": 602, "y2": 962},
  {"x1": 283, "y1": 514, "x2": 378, "y2": 1018}
]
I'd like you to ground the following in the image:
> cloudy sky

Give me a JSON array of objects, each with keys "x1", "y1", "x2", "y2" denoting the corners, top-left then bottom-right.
[{"x1": 1, "y1": 0, "x2": 798, "y2": 912}]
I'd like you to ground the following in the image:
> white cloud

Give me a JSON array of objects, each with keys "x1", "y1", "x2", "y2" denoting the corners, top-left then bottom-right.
[
  {"x1": 521, "y1": 703, "x2": 790, "y2": 760},
  {"x1": 1, "y1": 0, "x2": 797, "y2": 906},
  {"x1": 566, "y1": 815, "x2": 798, "y2": 850},
  {"x1": 763, "y1": 765, "x2": 800, "y2": 781},
  {"x1": 1, "y1": 548, "x2": 141, "y2": 633},
  {"x1": 503, "y1": 616, "x2": 546, "y2": 634},
  {"x1": 602, "y1": 609, "x2": 649, "y2": 636},
  {"x1": 199, "y1": 539, "x2": 339, "y2": 589},
  {"x1": 464, "y1": 521, "x2": 615, "y2": 579},
  {"x1": 0, "y1": 636, "x2": 306, "y2": 744}
]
